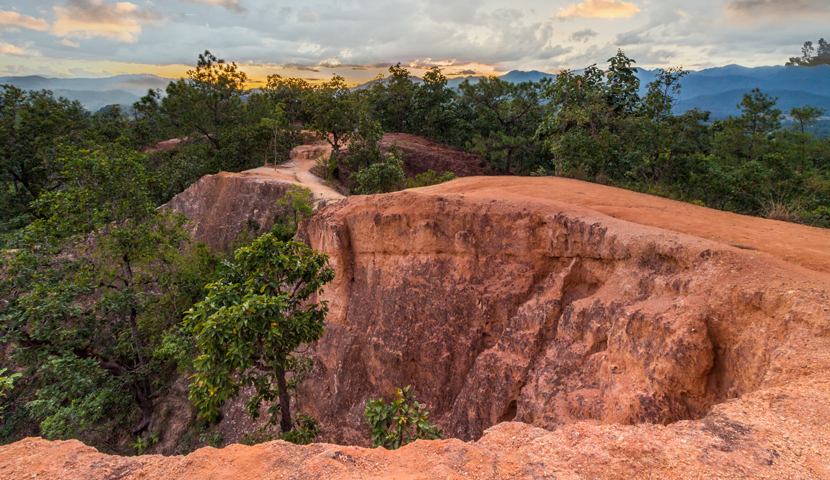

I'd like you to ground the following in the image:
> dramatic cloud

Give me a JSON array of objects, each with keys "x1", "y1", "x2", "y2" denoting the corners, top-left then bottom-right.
[
  {"x1": 1, "y1": 0, "x2": 826, "y2": 81},
  {"x1": 0, "y1": 11, "x2": 50, "y2": 31},
  {"x1": 570, "y1": 28, "x2": 599, "y2": 42},
  {"x1": 52, "y1": 0, "x2": 163, "y2": 43},
  {"x1": 555, "y1": 0, "x2": 640, "y2": 19},
  {"x1": 181, "y1": 0, "x2": 245, "y2": 14}
]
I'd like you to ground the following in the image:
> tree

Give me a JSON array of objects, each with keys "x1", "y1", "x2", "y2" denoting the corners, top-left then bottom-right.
[
  {"x1": 737, "y1": 89, "x2": 782, "y2": 158},
  {"x1": 458, "y1": 77, "x2": 548, "y2": 173},
  {"x1": 1, "y1": 144, "x2": 199, "y2": 444},
  {"x1": 368, "y1": 63, "x2": 417, "y2": 133},
  {"x1": 0, "y1": 86, "x2": 90, "y2": 234},
  {"x1": 0, "y1": 368, "x2": 21, "y2": 419},
  {"x1": 305, "y1": 74, "x2": 360, "y2": 160},
  {"x1": 411, "y1": 67, "x2": 458, "y2": 144},
  {"x1": 187, "y1": 233, "x2": 334, "y2": 434},
  {"x1": 162, "y1": 50, "x2": 249, "y2": 150},
  {"x1": 786, "y1": 38, "x2": 830, "y2": 66},
  {"x1": 791, "y1": 106, "x2": 825, "y2": 135},
  {"x1": 262, "y1": 75, "x2": 314, "y2": 125}
]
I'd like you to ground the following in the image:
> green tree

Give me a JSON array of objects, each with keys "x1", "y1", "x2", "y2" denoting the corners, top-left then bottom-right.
[
  {"x1": 411, "y1": 67, "x2": 458, "y2": 144},
  {"x1": 0, "y1": 86, "x2": 90, "y2": 235},
  {"x1": 187, "y1": 233, "x2": 334, "y2": 434},
  {"x1": 458, "y1": 77, "x2": 548, "y2": 174},
  {"x1": 791, "y1": 106, "x2": 825, "y2": 135},
  {"x1": 162, "y1": 50, "x2": 249, "y2": 151},
  {"x1": 262, "y1": 75, "x2": 314, "y2": 125},
  {"x1": 0, "y1": 144, "x2": 201, "y2": 444},
  {"x1": 368, "y1": 63, "x2": 417, "y2": 133},
  {"x1": 305, "y1": 74, "x2": 360, "y2": 160}
]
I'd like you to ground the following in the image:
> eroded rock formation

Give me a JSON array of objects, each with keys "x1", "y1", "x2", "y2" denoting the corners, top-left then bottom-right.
[
  {"x1": 4, "y1": 176, "x2": 830, "y2": 478},
  {"x1": 293, "y1": 177, "x2": 830, "y2": 450}
]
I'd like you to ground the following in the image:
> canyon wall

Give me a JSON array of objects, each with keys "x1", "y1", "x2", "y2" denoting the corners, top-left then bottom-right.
[{"x1": 296, "y1": 177, "x2": 830, "y2": 447}]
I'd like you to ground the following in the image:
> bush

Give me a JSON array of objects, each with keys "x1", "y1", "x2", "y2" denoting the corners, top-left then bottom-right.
[
  {"x1": 352, "y1": 144, "x2": 406, "y2": 195},
  {"x1": 405, "y1": 170, "x2": 457, "y2": 188},
  {"x1": 365, "y1": 385, "x2": 442, "y2": 449},
  {"x1": 0, "y1": 368, "x2": 21, "y2": 419}
]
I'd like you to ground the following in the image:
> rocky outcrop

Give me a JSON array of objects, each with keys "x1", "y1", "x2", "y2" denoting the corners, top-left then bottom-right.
[
  {"x1": 294, "y1": 176, "x2": 830, "y2": 450},
  {"x1": 3, "y1": 383, "x2": 829, "y2": 479}
]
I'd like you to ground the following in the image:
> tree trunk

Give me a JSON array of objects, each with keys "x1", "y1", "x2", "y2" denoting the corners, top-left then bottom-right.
[{"x1": 275, "y1": 364, "x2": 292, "y2": 433}]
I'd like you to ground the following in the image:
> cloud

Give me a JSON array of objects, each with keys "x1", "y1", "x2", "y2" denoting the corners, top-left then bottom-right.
[
  {"x1": 181, "y1": 0, "x2": 245, "y2": 14},
  {"x1": 555, "y1": 0, "x2": 640, "y2": 19},
  {"x1": 62, "y1": 38, "x2": 80, "y2": 48},
  {"x1": 726, "y1": 0, "x2": 830, "y2": 19},
  {"x1": 0, "y1": 42, "x2": 24, "y2": 55},
  {"x1": 570, "y1": 28, "x2": 599, "y2": 42},
  {"x1": 52, "y1": 0, "x2": 163, "y2": 43},
  {"x1": 0, "y1": 10, "x2": 49, "y2": 31}
]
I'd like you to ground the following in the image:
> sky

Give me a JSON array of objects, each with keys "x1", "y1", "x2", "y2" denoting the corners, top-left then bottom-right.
[{"x1": 0, "y1": 0, "x2": 827, "y2": 85}]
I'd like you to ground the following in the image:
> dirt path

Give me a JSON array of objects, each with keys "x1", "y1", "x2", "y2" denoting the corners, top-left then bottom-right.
[{"x1": 238, "y1": 140, "x2": 344, "y2": 203}]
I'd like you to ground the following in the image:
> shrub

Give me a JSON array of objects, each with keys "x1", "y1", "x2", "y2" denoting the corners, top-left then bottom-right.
[
  {"x1": 352, "y1": 144, "x2": 405, "y2": 195},
  {"x1": 0, "y1": 368, "x2": 21, "y2": 419},
  {"x1": 365, "y1": 385, "x2": 442, "y2": 449},
  {"x1": 405, "y1": 170, "x2": 457, "y2": 188}
]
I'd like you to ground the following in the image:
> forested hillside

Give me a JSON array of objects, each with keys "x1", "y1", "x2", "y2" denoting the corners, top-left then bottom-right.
[{"x1": 0, "y1": 49, "x2": 828, "y2": 455}]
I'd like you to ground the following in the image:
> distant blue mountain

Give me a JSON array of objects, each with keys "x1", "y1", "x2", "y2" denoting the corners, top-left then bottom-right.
[
  {"x1": 0, "y1": 74, "x2": 172, "y2": 111},
  {"x1": 674, "y1": 89, "x2": 830, "y2": 119},
  {"x1": 3, "y1": 66, "x2": 829, "y2": 118}
]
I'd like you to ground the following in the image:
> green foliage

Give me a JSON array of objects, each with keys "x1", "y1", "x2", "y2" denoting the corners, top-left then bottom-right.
[
  {"x1": 133, "y1": 430, "x2": 159, "y2": 455},
  {"x1": 270, "y1": 185, "x2": 314, "y2": 241},
  {"x1": 0, "y1": 144, "x2": 209, "y2": 448},
  {"x1": 305, "y1": 74, "x2": 360, "y2": 158},
  {"x1": 405, "y1": 170, "x2": 456, "y2": 188},
  {"x1": 0, "y1": 85, "x2": 91, "y2": 237},
  {"x1": 186, "y1": 233, "x2": 334, "y2": 434},
  {"x1": 239, "y1": 413, "x2": 319, "y2": 446},
  {"x1": 351, "y1": 144, "x2": 406, "y2": 194},
  {"x1": 347, "y1": 116, "x2": 384, "y2": 170},
  {"x1": 0, "y1": 368, "x2": 21, "y2": 419},
  {"x1": 260, "y1": 104, "x2": 302, "y2": 165},
  {"x1": 364, "y1": 385, "x2": 442, "y2": 450},
  {"x1": 458, "y1": 76, "x2": 549, "y2": 174},
  {"x1": 280, "y1": 414, "x2": 321, "y2": 445}
]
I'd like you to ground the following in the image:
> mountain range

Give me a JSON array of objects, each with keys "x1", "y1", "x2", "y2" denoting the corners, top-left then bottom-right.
[{"x1": 1, "y1": 65, "x2": 829, "y2": 119}]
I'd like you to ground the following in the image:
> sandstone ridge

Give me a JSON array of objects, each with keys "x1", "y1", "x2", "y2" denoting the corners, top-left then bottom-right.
[{"x1": 4, "y1": 176, "x2": 830, "y2": 479}]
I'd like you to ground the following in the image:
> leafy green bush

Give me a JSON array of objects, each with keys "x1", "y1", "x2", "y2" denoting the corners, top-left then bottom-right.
[
  {"x1": 365, "y1": 385, "x2": 442, "y2": 449},
  {"x1": 352, "y1": 144, "x2": 406, "y2": 195},
  {"x1": 0, "y1": 368, "x2": 21, "y2": 419},
  {"x1": 405, "y1": 170, "x2": 457, "y2": 188},
  {"x1": 240, "y1": 414, "x2": 320, "y2": 446}
]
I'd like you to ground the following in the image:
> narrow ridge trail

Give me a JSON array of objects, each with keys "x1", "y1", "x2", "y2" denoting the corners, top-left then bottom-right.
[{"x1": 238, "y1": 140, "x2": 344, "y2": 203}]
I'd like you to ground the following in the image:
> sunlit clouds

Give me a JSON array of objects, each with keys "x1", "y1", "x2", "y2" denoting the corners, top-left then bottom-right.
[
  {"x1": 0, "y1": 0, "x2": 826, "y2": 81},
  {"x1": 554, "y1": 0, "x2": 640, "y2": 19},
  {"x1": 0, "y1": 11, "x2": 50, "y2": 31},
  {"x1": 52, "y1": 0, "x2": 163, "y2": 43}
]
